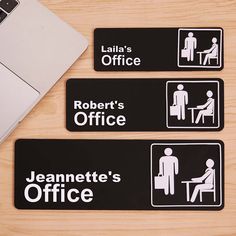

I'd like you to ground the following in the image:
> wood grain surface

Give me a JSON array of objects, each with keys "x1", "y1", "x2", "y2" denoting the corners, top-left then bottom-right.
[{"x1": 1, "y1": 0, "x2": 236, "y2": 235}]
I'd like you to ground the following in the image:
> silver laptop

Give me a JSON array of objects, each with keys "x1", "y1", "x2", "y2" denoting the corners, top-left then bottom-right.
[{"x1": 0, "y1": 0, "x2": 88, "y2": 143}]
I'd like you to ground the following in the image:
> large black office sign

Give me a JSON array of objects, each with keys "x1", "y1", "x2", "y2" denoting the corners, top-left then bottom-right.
[
  {"x1": 66, "y1": 79, "x2": 224, "y2": 131},
  {"x1": 15, "y1": 139, "x2": 224, "y2": 210},
  {"x1": 94, "y1": 28, "x2": 224, "y2": 71}
]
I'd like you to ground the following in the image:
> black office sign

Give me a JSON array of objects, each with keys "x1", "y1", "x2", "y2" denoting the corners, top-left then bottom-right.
[
  {"x1": 15, "y1": 139, "x2": 224, "y2": 210},
  {"x1": 66, "y1": 79, "x2": 224, "y2": 131},
  {"x1": 94, "y1": 28, "x2": 223, "y2": 71}
]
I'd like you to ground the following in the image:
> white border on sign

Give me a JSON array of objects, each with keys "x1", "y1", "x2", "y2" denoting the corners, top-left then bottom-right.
[
  {"x1": 150, "y1": 142, "x2": 223, "y2": 208},
  {"x1": 166, "y1": 80, "x2": 221, "y2": 129},
  {"x1": 177, "y1": 28, "x2": 223, "y2": 68}
]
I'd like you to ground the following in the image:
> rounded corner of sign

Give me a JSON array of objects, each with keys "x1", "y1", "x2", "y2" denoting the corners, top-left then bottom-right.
[
  {"x1": 218, "y1": 203, "x2": 224, "y2": 211},
  {"x1": 216, "y1": 125, "x2": 224, "y2": 132},
  {"x1": 218, "y1": 27, "x2": 224, "y2": 33},
  {"x1": 15, "y1": 139, "x2": 25, "y2": 147},
  {"x1": 14, "y1": 201, "x2": 22, "y2": 210},
  {"x1": 66, "y1": 125, "x2": 74, "y2": 132},
  {"x1": 66, "y1": 79, "x2": 73, "y2": 85},
  {"x1": 216, "y1": 140, "x2": 224, "y2": 147}
]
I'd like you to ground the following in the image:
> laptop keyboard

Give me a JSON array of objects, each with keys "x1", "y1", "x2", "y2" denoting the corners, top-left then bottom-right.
[{"x1": 0, "y1": 0, "x2": 19, "y2": 23}]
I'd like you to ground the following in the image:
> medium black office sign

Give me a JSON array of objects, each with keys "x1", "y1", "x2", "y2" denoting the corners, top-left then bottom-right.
[
  {"x1": 94, "y1": 28, "x2": 224, "y2": 71},
  {"x1": 66, "y1": 79, "x2": 224, "y2": 131},
  {"x1": 15, "y1": 139, "x2": 224, "y2": 210}
]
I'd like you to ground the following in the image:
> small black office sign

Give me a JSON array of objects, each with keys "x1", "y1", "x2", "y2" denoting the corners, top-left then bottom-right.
[
  {"x1": 15, "y1": 140, "x2": 224, "y2": 210},
  {"x1": 94, "y1": 28, "x2": 223, "y2": 71},
  {"x1": 66, "y1": 79, "x2": 224, "y2": 131}
]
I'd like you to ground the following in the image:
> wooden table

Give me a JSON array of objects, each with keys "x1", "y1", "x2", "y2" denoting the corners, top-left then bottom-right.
[{"x1": 0, "y1": 0, "x2": 236, "y2": 235}]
